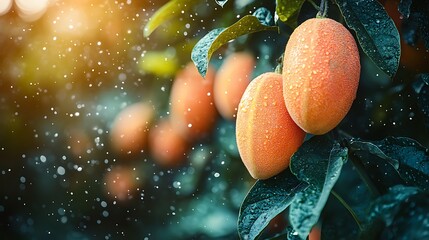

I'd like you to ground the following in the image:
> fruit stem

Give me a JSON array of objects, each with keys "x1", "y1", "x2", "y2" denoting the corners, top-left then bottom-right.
[
  {"x1": 348, "y1": 151, "x2": 381, "y2": 198},
  {"x1": 275, "y1": 54, "x2": 284, "y2": 74},
  {"x1": 316, "y1": 0, "x2": 329, "y2": 18},
  {"x1": 335, "y1": 130, "x2": 381, "y2": 198},
  {"x1": 307, "y1": 0, "x2": 320, "y2": 11},
  {"x1": 331, "y1": 190, "x2": 363, "y2": 232}
]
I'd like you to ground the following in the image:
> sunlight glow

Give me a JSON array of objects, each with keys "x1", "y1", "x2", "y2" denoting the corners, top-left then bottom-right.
[
  {"x1": 15, "y1": 0, "x2": 50, "y2": 21},
  {"x1": 0, "y1": 0, "x2": 12, "y2": 16}
]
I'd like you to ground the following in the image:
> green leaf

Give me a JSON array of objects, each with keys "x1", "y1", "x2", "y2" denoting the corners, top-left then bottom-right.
[
  {"x1": 276, "y1": 0, "x2": 306, "y2": 27},
  {"x1": 348, "y1": 137, "x2": 429, "y2": 192},
  {"x1": 413, "y1": 74, "x2": 429, "y2": 128},
  {"x1": 368, "y1": 185, "x2": 420, "y2": 226},
  {"x1": 238, "y1": 169, "x2": 308, "y2": 240},
  {"x1": 335, "y1": 0, "x2": 400, "y2": 78},
  {"x1": 321, "y1": 193, "x2": 361, "y2": 239},
  {"x1": 143, "y1": 0, "x2": 198, "y2": 37},
  {"x1": 138, "y1": 49, "x2": 180, "y2": 77},
  {"x1": 348, "y1": 140, "x2": 399, "y2": 169},
  {"x1": 289, "y1": 136, "x2": 348, "y2": 239},
  {"x1": 400, "y1": 1, "x2": 429, "y2": 48},
  {"x1": 373, "y1": 137, "x2": 429, "y2": 191},
  {"x1": 379, "y1": 190, "x2": 429, "y2": 239},
  {"x1": 322, "y1": 162, "x2": 369, "y2": 238},
  {"x1": 191, "y1": 15, "x2": 278, "y2": 77},
  {"x1": 365, "y1": 185, "x2": 429, "y2": 239},
  {"x1": 398, "y1": 0, "x2": 412, "y2": 18}
]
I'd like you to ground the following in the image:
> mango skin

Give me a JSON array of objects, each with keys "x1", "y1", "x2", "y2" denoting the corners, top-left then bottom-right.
[
  {"x1": 149, "y1": 118, "x2": 189, "y2": 167},
  {"x1": 110, "y1": 102, "x2": 154, "y2": 155},
  {"x1": 236, "y1": 72, "x2": 306, "y2": 180},
  {"x1": 282, "y1": 18, "x2": 360, "y2": 135},
  {"x1": 214, "y1": 52, "x2": 255, "y2": 120},
  {"x1": 169, "y1": 62, "x2": 217, "y2": 140}
]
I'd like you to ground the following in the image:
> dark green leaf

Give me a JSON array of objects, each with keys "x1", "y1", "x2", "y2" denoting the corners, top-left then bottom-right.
[
  {"x1": 335, "y1": 0, "x2": 400, "y2": 78},
  {"x1": 290, "y1": 136, "x2": 347, "y2": 187},
  {"x1": 368, "y1": 185, "x2": 420, "y2": 225},
  {"x1": 321, "y1": 194, "x2": 361, "y2": 239},
  {"x1": 331, "y1": 158, "x2": 373, "y2": 224},
  {"x1": 373, "y1": 137, "x2": 429, "y2": 191},
  {"x1": 143, "y1": 0, "x2": 198, "y2": 37},
  {"x1": 289, "y1": 136, "x2": 348, "y2": 239},
  {"x1": 398, "y1": 0, "x2": 412, "y2": 18},
  {"x1": 412, "y1": 73, "x2": 429, "y2": 93},
  {"x1": 380, "y1": 191, "x2": 429, "y2": 239},
  {"x1": 401, "y1": 1, "x2": 429, "y2": 48},
  {"x1": 366, "y1": 185, "x2": 429, "y2": 239},
  {"x1": 349, "y1": 141, "x2": 405, "y2": 195},
  {"x1": 238, "y1": 169, "x2": 308, "y2": 240},
  {"x1": 348, "y1": 140, "x2": 399, "y2": 169},
  {"x1": 413, "y1": 74, "x2": 429, "y2": 128},
  {"x1": 276, "y1": 0, "x2": 306, "y2": 27},
  {"x1": 349, "y1": 137, "x2": 429, "y2": 192},
  {"x1": 191, "y1": 15, "x2": 278, "y2": 77},
  {"x1": 322, "y1": 162, "x2": 368, "y2": 239}
]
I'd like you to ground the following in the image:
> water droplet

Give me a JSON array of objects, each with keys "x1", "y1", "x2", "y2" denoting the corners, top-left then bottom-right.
[{"x1": 57, "y1": 166, "x2": 65, "y2": 175}]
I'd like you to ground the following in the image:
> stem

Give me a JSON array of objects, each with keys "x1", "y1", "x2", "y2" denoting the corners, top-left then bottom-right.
[
  {"x1": 275, "y1": 54, "x2": 283, "y2": 74},
  {"x1": 331, "y1": 190, "x2": 363, "y2": 232},
  {"x1": 307, "y1": 0, "x2": 320, "y2": 11},
  {"x1": 348, "y1": 152, "x2": 381, "y2": 198},
  {"x1": 316, "y1": 0, "x2": 329, "y2": 18},
  {"x1": 335, "y1": 131, "x2": 381, "y2": 198}
]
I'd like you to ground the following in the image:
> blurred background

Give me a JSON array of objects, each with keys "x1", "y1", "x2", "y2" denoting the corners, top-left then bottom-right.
[{"x1": 0, "y1": 0, "x2": 428, "y2": 239}]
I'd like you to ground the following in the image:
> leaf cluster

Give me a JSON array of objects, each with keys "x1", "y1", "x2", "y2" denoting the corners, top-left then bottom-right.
[
  {"x1": 144, "y1": 0, "x2": 405, "y2": 79},
  {"x1": 238, "y1": 135, "x2": 429, "y2": 239}
]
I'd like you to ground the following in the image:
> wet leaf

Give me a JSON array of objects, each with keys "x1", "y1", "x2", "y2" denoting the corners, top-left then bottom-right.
[
  {"x1": 276, "y1": 0, "x2": 306, "y2": 27},
  {"x1": 322, "y1": 204, "x2": 361, "y2": 239},
  {"x1": 400, "y1": 1, "x2": 429, "y2": 48},
  {"x1": 143, "y1": 0, "x2": 198, "y2": 37},
  {"x1": 238, "y1": 169, "x2": 308, "y2": 240},
  {"x1": 348, "y1": 140, "x2": 399, "y2": 169},
  {"x1": 321, "y1": 162, "x2": 366, "y2": 239},
  {"x1": 413, "y1": 74, "x2": 429, "y2": 128},
  {"x1": 373, "y1": 137, "x2": 429, "y2": 191},
  {"x1": 365, "y1": 185, "x2": 429, "y2": 239},
  {"x1": 289, "y1": 137, "x2": 348, "y2": 239},
  {"x1": 368, "y1": 185, "x2": 420, "y2": 226},
  {"x1": 398, "y1": 0, "x2": 412, "y2": 18},
  {"x1": 191, "y1": 15, "x2": 278, "y2": 77},
  {"x1": 290, "y1": 136, "x2": 347, "y2": 187},
  {"x1": 412, "y1": 73, "x2": 429, "y2": 93},
  {"x1": 349, "y1": 149, "x2": 404, "y2": 194},
  {"x1": 380, "y1": 190, "x2": 429, "y2": 239},
  {"x1": 349, "y1": 137, "x2": 429, "y2": 192},
  {"x1": 335, "y1": 0, "x2": 400, "y2": 78}
]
